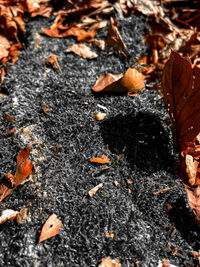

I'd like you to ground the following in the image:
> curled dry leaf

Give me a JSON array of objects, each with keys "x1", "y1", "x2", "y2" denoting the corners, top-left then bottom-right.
[
  {"x1": 0, "y1": 146, "x2": 35, "y2": 202},
  {"x1": 88, "y1": 183, "x2": 103, "y2": 198},
  {"x1": 92, "y1": 68, "x2": 145, "y2": 94},
  {"x1": 93, "y1": 113, "x2": 106, "y2": 121},
  {"x1": 162, "y1": 51, "x2": 200, "y2": 221},
  {"x1": 106, "y1": 17, "x2": 127, "y2": 53},
  {"x1": 98, "y1": 257, "x2": 121, "y2": 267},
  {"x1": 90, "y1": 155, "x2": 110, "y2": 164},
  {"x1": 66, "y1": 43, "x2": 98, "y2": 59},
  {"x1": 39, "y1": 214, "x2": 62, "y2": 243},
  {"x1": 0, "y1": 209, "x2": 19, "y2": 225}
]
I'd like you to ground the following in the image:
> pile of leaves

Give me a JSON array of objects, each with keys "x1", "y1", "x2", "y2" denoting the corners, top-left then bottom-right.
[{"x1": 1, "y1": 0, "x2": 200, "y2": 264}]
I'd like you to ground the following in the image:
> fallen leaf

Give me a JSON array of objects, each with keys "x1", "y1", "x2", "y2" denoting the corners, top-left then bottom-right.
[
  {"x1": 42, "y1": 103, "x2": 51, "y2": 114},
  {"x1": 87, "y1": 183, "x2": 103, "y2": 197},
  {"x1": 39, "y1": 213, "x2": 62, "y2": 243},
  {"x1": 162, "y1": 51, "x2": 200, "y2": 221},
  {"x1": 0, "y1": 209, "x2": 19, "y2": 225},
  {"x1": 98, "y1": 257, "x2": 121, "y2": 267},
  {"x1": 0, "y1": 34, "x2": 10, "y2": 60},
  {"x1": 4, "y1": 113, "x2": 16, "y2": 123},
  {"x1": 3, "y1": 128, "x2": 16, "y2": 134},
  {"x1": 93, "y1": 39, "x2": 106, "y2": 50},
  {"x1": 45, "y1": 54, "x2": 61, "y2": 72},
  {"x1": 93, "y1": 113, "x2": 106, "y2": 120},
  {"x1": 92, "y1": 68, "x2": 145, "y2": 94},
  {"x1": 0, "y1": 146, "x2": 35, "y2": 202},
  {"x1": 66, "y1": 43, "x2": 98, "y2": 59},
  {"x1": 106, "y1": 17, "x2": 127, "y2": 53},
  {"x1": 90, "y1": 155, "x2": 110, "y2": 164}
]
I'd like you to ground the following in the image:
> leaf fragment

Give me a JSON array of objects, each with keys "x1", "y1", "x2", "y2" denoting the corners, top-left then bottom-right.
[
  {"x1": 93, "y1": 113, "x2": 106, "y2": 120},
  {"x1": 98, "y1": 257, "x2": 121, "y2": 267},
  {"x1": 4, "y1": 113, "x2": 16, "y2": 123},
  {"x1": 0, "y1": 146, "x2": 35, "y2": 202},
  {"x1": 90, "y1": 155, "x2": 110, "y2": 164},
  {"x1": 92, "y1": 68, "x2": 145, "y2": 93},
  {"x1": 88, "y1": 183, "x2": 103, "y2": 198},
  {"x1": 106, "y1": 17, "x2": 126, "y2": 52},
  {"x1": 39, "y1": 214, "x2": 62, "y2": 243},
  {"x1": 45, "y1": 54, "x2": 61, "y2": 72},
  {"x1": 0, "y1": 209, "x2": 19, "y2": 225},
  {"x1": 67, "y1": 43, "x2": 98, "y2": 59}
]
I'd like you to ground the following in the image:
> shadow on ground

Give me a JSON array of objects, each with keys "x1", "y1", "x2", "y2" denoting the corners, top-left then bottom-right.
[{"x1": 100, "y1": 110, "x2": 174, "y2": 174}]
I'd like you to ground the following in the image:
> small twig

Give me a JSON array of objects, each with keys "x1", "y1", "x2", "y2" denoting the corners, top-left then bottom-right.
[
  {"x1": 153, "y1": 186, "x2": 176, "y2": 195},
  {"x1": 102, "y1": 154, "x2": 125, "y2": 170}
]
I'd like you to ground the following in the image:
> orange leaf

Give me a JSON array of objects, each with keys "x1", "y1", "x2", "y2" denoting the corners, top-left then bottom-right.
[
  {"x1": 98, "y1": 257, "x2": 121, "y2": 267},
  {"x1": 4, "y1": 113, "x2": 16, "y2": 123},
  {"x1": 0, "y1": 146, "x2": 35, "y2": 202},
  {"x1": 90, "y1": 155, "x2": 110, "y2": 164},
  {"x1": 106, "y1": 17, "x2": 127, "y2": 52},
  {"x1": 39, "y1": 214, "x2": 62, "y2": 243},
  {"x1": 45, "y1": 54, "x2": 61, "y2": 72},
  {"x1": 92, "y1": 68, "x2": 145, "y2": 93},
  {"x1": 3, "y1": 128, "x2": 16, "y2": 134},
  {"x1": 93, "y1": 113, "x2": 106, "y2": 120},
  {"x1": 66, "y1": 43, "x2": 98, "y2": 59}
]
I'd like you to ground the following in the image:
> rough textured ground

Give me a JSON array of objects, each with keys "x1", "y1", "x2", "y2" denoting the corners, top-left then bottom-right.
[{"x1": 0, "y1": 12, "x2": 200, "y2": 267}]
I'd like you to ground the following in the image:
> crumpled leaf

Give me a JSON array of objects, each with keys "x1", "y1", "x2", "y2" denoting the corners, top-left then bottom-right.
[
  {"x1": 0, "y1": 209, "x2": 19, "y2": 225},
  {"x1": 0, "y1": 146, "x2": 35, "y2": 202},
  {"x1": 90, "y1": 155, "x2": 110, "y2": 164},
  {"x1": 98, "y1": 257, "x2": 121, "y2": 267},
  {"x1": 4, "y1": 113, "x2": 16, "y2": 123},
  {"x1": 92, "y1": 68, "x2": 145, "y2": 93},
  {"x1": 162, "y1": 50, "x2": 200, "y2": 221},
  {"x1": 39, "y1": 214, "x2": 62, "y2": 243},
  {"x1": 45, "y1": 54, "x2": 61, "y2": 72},
  {"x1": 66, "y1": 43, "x2": 98, "y2": 59},
  {"x1": 106, "y1": 17, "x2": 127, "y2": 52}
]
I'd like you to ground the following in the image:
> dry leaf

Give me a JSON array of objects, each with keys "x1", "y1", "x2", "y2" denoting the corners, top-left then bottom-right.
[
  {"x1": 66, "y1": 43, "x2": 98, "y2": 59},
  {"x1": 0, "y1": 34, "x2": 10, "y2": 60},
  {"x1": 39, "y1": 213, "x2": 62, "y2": 243},
  {"x1": 92, "y1": 68, "x2": 145, "y2": 93},
  {"x1": 45, "y1": 54, "x2": 61, "y2": 72},
  {"x1": 0, "y1": 146, "x2": 35, "y2": 202},
  {"x1": 42, "y1": 103, "x2": 51, "y2": 114},
  {"x1": 87, "y1": 183, "x2": 103, "y2": 197},
  {"x1": 106, "y1": 17, "x2": 127, "y2": 52},
  {"x1": 162, "y1": 51, "x2": 200, "y2": 221},
  {"x1": 90, "y1": 155, "x2": 110, "y2": 164},
  {"x1": 106, "y1": 232, "x2": 115, "y2": 238},
  {"x1": 93, "y1": 39, "x2": 106, "y2": 50},
  {"x1": 93, "y1": 113, "x2": 106, "y2": 120},
  {"x1": 3, "y1": 128, "x2": 16, "y2": 134},
  {"x1": 98, "y1": 257, "x2": 121, "y2": 267},
  {"x1": 0, "y1": 209, "x2": 19, "y2": 225},
  {"x1": 4, "y1": 113, "x2": 16, "y2": 123}
]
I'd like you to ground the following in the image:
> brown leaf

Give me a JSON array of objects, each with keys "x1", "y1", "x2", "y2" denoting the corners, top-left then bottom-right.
[
  {"x1": 162, "y1": 50, "x2": 200, "y2": 221},
  {"x1": 93, "y1": 113, "x2": 106, "y2": 120},
  {"x1": 0, "y1": 35, "x2": 10, "y2": 60},
  {"x1": 92, "y1": 68, "x2": 145, "y2": 93},
  {"x1": 4, "y1": 113, "x2": 16, "y2": 123},
  {"x1": 39, "y1": 214, "x2": 62, "y2": 243},
  {"x1": 16, "y1": 207, "x2": 29, "y2": 225},
  {"x1": 90, "y1": 155, "x2": 110, "y2": 164},
  {"x1": 66, "y1": 43, "x2": 98, "y2": 59},
  {"x1": 42, "y1": 103, "x2": 51, "y2": 114},
  {"x1": 93, "y1": 39, "x2": 106, "y2": 50},
  {"x1": 98, "y1": 257, "x2": 121, "y2": 267},
  {"x1": 3, "y1": 128, "x2": 16, "y2": 134},
  {"x1": 0, "y1": 209, "x2": 19, "y2": 225},
  {"x1": 87, "y1": 183, "x2": 103, "y2": 197},
  {"x1": 106, "y1": 17, "x2": 127, "y2": 52},
  {"x1": 0, "y1": 146, "x2": 35, "y2": 202}
]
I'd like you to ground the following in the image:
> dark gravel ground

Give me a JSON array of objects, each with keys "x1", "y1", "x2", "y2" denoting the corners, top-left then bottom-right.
[{"x1": 0, "y1": 11, "x2": 200, "y2": 267}]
